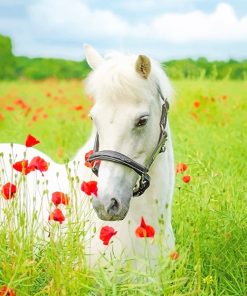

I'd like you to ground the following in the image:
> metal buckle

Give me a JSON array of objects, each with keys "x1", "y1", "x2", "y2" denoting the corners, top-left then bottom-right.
[
  {"x1": 133, "y1": 173, "x2": 150, "y2": 197},
  {"x1": 92, "y1": 163, "x2": 99, "y2": 176}
]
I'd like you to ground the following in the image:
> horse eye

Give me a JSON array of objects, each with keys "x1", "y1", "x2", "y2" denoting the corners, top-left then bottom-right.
[{"x1": 136, "y1": 116, "x2": 148, "y2": 127}]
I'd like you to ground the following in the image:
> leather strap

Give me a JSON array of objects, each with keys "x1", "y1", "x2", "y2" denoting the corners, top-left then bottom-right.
[{"x1": 88, "y1": 85, "x2": 169, "y2": 197}]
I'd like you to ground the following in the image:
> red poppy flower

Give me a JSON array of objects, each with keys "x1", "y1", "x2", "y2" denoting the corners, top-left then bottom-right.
[
  {"x1": 84, "y1": 150, "x2": 101, "y2": 168},
  {"x1": 32, "y1": 114, "x2": 38, "y2": 122},
  {"x1": 25, "y1": 134, "x2": 40, "y2": 147},
  {"x1": 74, "y1": 105, "x2": 83, "y2": 111},
  {"x1": 170, "y1": 251, "x2": 179, "y2": 260},
  {"x1": 99, "y1": 226, "x2": 117, "y2": 245},
  {"x1": 1, "y1": 183, "x2": 17, "y2": 200},
  {"x1": 81, "y1": 181, "x2": 98, "y2": 196},
  {"x1": 176, "y1": 163, "x2": 188, "y2": 174},
  {"x1": 0, "y1": 285, "x2": 16, "y2": 296},
  {"x1": 14, "y1": 99, "x2": 28, "y2": 109},
  {"x1": 48, "y1": 208, "x2": 65, "y2": 224},
  {"x1": 135, "y1": 217, "x2": 155, "y2": 238},
  {"x1": 52, "y1": 192, "x2": 69, "y2": 206},
  {"x1": 13, "y1": 159, "x2": 34, "y2": 175},
  {"x1": 29, "y1": 156, "x2": 49, "y2": 173},
  {"x1": 0, "y1": 113, "x2": 4, "y2": 121},
  {"x1": 193, "y1": 101, "x2": 200, "y2": 108},
  {"x1": 5, "y1": 106, "x2": 14, "y2": 111},
  {"x1": 182, "y1": 175, "x2": 191, "y2": 183}
]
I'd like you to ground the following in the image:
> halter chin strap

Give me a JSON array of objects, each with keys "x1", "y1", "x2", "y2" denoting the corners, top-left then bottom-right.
[{"x1": 88, "y1": 85, "x2": 169, "y2": 197}]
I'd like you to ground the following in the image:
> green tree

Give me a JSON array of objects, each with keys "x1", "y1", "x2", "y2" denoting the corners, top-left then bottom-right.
[{"x1": 0, "y1": 34, "x2": 16, "y2": 79}]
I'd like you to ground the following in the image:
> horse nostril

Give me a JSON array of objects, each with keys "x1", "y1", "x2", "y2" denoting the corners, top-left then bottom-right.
[{"x1": 107, "y1": 198, "x2": 120, "y2": 215}]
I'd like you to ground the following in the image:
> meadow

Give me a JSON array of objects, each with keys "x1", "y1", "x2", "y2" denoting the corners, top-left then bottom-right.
[{"x1": 0, "y1": 79, "x2": 246, "y2": 295}]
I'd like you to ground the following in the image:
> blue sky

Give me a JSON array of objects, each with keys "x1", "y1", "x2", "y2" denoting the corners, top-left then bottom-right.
[{"x1": 0, "y1": 0, "x2": 246, "y2": 61}]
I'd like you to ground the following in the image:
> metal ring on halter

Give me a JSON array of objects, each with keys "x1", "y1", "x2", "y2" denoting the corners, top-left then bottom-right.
[{"x1": 88, "y1": 85, "x2": 169, "y2": 197}]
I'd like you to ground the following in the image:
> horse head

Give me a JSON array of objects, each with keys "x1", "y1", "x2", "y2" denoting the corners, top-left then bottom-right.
[{"x1": 84, "y1": 44, "x2": 173, "y2": 221}]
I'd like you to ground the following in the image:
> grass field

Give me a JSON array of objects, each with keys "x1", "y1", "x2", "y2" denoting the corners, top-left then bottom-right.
[{"x1": 0, "y1": 79, "x2": 246, "y2": 295}]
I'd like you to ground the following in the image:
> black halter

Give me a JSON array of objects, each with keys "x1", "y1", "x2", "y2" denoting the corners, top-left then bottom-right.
[{"x1": 88, "y1": 86, "x2": 169, "y2": 197}]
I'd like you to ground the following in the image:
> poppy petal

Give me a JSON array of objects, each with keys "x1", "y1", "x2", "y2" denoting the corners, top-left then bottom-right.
[
  {"x1": 135, "y1": 217, "x2": 155, "y2": 238},
  {"x1": 25, "y1": 134, "x2": 40, "y2": 147},
  {"x1": 99, "y1": 226, "x2": 117, "y2": 245},
  {"x1": 1, "y1": 183, "x2": 17, "y2": 200}
]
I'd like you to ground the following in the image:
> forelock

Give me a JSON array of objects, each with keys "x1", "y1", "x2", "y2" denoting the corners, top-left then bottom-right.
[{"x1": 85, "y1": 51, "x2": 173, "y2": 104}]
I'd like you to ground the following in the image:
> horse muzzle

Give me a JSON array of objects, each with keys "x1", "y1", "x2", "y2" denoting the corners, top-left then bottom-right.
[{"x1": 92, "y1": 196, "x2": 130, "y2": 221}]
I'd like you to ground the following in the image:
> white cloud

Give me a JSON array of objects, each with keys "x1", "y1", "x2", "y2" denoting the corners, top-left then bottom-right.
[
  {"x1": 120, "y1": 0, "x2": 196, "y2": 12},
  {"x1": 28, "y1": 1, "x2": 247, "y2": 43},
  {"x1": 1, "y1": 1, "x2": 247, "y2": 59},
  {"x1": 28, "y1": 0, "x2": 128, "y2": 39},
  {"x1": 148, "y1": 3, "x2": 247, "y2": 42}
]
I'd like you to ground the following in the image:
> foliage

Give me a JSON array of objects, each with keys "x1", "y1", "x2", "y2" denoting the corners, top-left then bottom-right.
[
  {"x1": 15, "y1": 56, "x2": 90, "y2": 80},
  {"x1": 0, "y1": 34, "x2": 90, "y2": 80},
  {"x1": 0, "y1": 35, "x2": 16, "y2": 79},
  {"x1": 0, "y1": 79, "x2": 246, "y2": 295},
  {"x1": 164, "y1": 57, "x2": 247, "y2": 80},
  {"x1": 1, "y1": 34, "x2": 247, "y2": 80}
]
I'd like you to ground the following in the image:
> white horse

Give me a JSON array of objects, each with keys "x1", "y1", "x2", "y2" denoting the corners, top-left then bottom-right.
[{"x1": 0, "y1": 45, "x2": 175, "y2": 266}]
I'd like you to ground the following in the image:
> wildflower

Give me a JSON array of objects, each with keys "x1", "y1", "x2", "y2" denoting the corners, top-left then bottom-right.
[
  {"x1": 29, "y1": 156, "x2": 49, "y2": 173},
  {"x1": 1, "y1": 183, "x2": 17, "y2": 200},
  {"x1": 135, "y1": 216, "x2": 155, "y2": 238},
  {"x1": 203, "y1": 275, "x2": 214, "y2": 285},
  {"x1": 48, "y1": 208, "x2": 65, "y2": 224},
  {"x1": 81, "y1": 181, "x2": 98, "y2": 196},
  {"x1": 84, "y1": 150, "x2": 101, "y2": 168},
  {"x1": 176, "y1": 163, "x2": 188, "y2": 174},
  {"x1": 182, "y1": 175, "x2": 191, "y2": 183},
  {"x1": 52, "y1": 192, "x2": 69, "y2": 206},
  {"x1": 32, "y1": 114, "x2": 38, "y2": 122},
  {"x1": 14, "y1": 99, "x2": 28, "y2": 109},
  {"x1": 74, "y1": 105, "x2": 83, "y2": 111},
  {"x1": 0, "y1": 113, "x2": 4, "y2": 121},
  {"x1": 25, "y1": 134, "x2": 40, "y2": 147},
  {"x1": 193, "y1": 101, "x2": 200, "y2": 108},
  {"x1": 170, "y1": 251, "x2": 179, "y2": 260},
  {"x1": 5, "y1": 106, "x2": 14, "y2": 111},
  {"x1": 99, "y1": 226, "x2": 117, "y2": 245},
  {"x1": 13, "y1": 159, "x2": 34, "y2": 175},
  {"x1": 0, "y1": 285, "x2": 16, "y2": 296}
]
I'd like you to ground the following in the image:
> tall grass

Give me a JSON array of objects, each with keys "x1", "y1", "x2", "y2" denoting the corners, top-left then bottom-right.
[{"x1": 0, "y1": 79, "x2": 246, "y2": 295}]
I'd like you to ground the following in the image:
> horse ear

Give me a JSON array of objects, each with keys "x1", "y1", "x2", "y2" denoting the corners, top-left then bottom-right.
[
  {"x1": 84, "y1": 44, "x2": 104, "y2": 70},
  {"x1": 135, "y1": 55, "x2": 151, "y2": 79}
]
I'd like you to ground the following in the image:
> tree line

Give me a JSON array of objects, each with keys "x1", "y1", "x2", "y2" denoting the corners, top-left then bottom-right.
[{"x1": 1, "y1": 34, "x2": 247, "y2": 80}]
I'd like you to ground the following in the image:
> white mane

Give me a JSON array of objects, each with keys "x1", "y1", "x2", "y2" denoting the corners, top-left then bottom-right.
[{"x1": 85, "y1": 52, "x2": 173, "y2": 105}]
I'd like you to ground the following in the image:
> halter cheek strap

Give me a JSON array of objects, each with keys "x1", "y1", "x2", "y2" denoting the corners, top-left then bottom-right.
[{"x1": 88, "y1": 86, "x2": 169, "y2": 197}]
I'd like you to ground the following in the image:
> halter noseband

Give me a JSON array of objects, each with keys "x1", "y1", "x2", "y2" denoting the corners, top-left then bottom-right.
[{"x1": 88, "y1": 85, "x2": 169, "y2": 197}]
